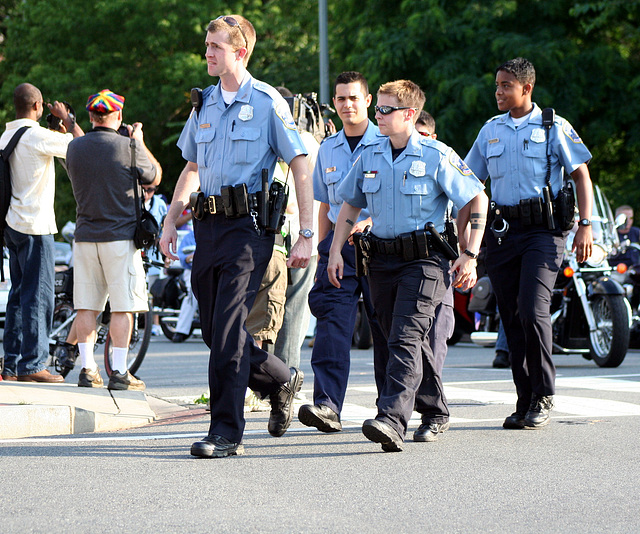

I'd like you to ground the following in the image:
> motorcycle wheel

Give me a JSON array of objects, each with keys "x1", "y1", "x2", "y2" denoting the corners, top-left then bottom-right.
[
  {"x1": 159, "y1": 315, "x2": 193, "y2": 342},
  {"x1": 588, "y1": 294, "x2": 630, "y2": 368},
  {"x1": 104, "y1": 308, "x2": 153, "y2": 376}
]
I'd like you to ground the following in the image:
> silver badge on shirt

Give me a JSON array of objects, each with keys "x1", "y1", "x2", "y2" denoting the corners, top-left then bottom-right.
[
  {"x1": 409, "y1": 161, "x2": 426, "y2": 177},
  {"x1": 530, "y1": 128, "x2": 546, "y2": 143},
  {"x1": 238, "y1": 105, "x2": 254, "y2": 121}
]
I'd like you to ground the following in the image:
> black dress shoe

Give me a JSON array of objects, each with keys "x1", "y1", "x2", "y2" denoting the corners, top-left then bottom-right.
[
  {"x1": 492, "y1": 350, "x2": 510, "y2": 368},
  {"x1": 190, "y1": 435, "x2": 244, "y2": 458},
  {"x1": 413, "y1": 421, "x2": 450, "y2": 442},
  {"x1": 268, "y1": 367, "x2": 304, "y2": 437},
  {"x1": 298, "y1": 404, "x2": 342, "y2": 432},
  {"x1": 503, "y1": 412, "x2": 526, "y2": 429},
  {"x1": 524, "y1": 395, "x2": 554, "y2": 428},
  {"x1": 172, "y1": 332, "x2": 188, "y2": 343},
  {"x1": 361, "y1": 419, "x2": 404, "y2": 452}
]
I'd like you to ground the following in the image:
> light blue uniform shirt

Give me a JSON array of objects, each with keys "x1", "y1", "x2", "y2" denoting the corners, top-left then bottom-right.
[
  {"x1": 313, "y1": 121, "x2": 379, "y2": 224},
  {"x1": 337, "y1": 130, "x2": 484, "y2": 239},
  {"x1": 177, "y1": 73, "x2": 307, "y2": 196},
  {"x1": 465, "y1": 103, "x2": 592, "y2": 206}
]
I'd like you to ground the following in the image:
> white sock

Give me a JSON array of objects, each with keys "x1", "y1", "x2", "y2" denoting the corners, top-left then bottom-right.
[
  {"x1": 111, "y1": 347, "x2": 129, "y2": 374},
  {"x1": 78, "y1": 343, "x2": 97, "y2": 371}
]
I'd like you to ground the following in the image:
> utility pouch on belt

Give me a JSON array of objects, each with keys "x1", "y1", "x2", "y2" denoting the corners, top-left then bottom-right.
[
  {"x1": 190, "y1": 191, "x2": 205, "y2": 220},
  {"x1": 520, "y1": 199, "x2": 532, "y2": 226},
  {"x1": 555, "y1": 180, "x2": 576, "y2": 231},
  {"x1": 531, "y1": 198, "x2": 543, "y2": 225},
  {"x1": 542, "y1": 185, "x2": 555, "y2": 230}
]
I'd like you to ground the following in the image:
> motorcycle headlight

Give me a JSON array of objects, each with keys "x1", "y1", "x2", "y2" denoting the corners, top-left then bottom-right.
[{"x1": 586, "y1": 244, "x2": 607, "y2": 267}]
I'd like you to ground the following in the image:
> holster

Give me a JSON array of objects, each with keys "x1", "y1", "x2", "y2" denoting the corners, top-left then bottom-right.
[
  {"x1": 189, "y1": 191, "x2": 205, "y2": 220},
  {"x1": 353, "y1": 228, "x2": 371, "y2": 277}
]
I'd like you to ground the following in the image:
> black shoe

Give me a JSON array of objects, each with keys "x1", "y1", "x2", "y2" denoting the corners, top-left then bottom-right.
[
  {"x1": 268, "y1": 368, "x2": 304, "y2": 437},
  {"x1": 298, "y1": 404, "x2": 342, "y2": 432},
  {"x1": 362, "y1": 419, "x2": 404, "y2": 452},
  {"x1": 190, "y1": 435, "x2": 244, "y2": 458},
  {"x1": 413, "y1": 421, "x2": 450, "y2": 442},
  {"x1": 524, "y1": 395, "x2": 554, "y2": 428},
  {"x1": 492, "y1": 350, "x2": 510, "y2": 368},
  {"x1": 172, "y1": 332, "x2": 188, "y2": 343},
  {"x1": 503, "y1": 412, "x2": 526, "y2": 429}
]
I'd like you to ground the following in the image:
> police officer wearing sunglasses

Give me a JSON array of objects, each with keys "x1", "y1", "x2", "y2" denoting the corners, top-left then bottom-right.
[
  {"x1": 160, "y1": 14, "x2": 314, "y2": 458},
  {"x1": 329, "y1": 80, "x2": 488, "y2": 452}
]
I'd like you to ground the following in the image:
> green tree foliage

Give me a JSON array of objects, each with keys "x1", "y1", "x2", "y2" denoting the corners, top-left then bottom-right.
[{"x1": 1, "y1": 0, "x2": 638, "y2": 226}]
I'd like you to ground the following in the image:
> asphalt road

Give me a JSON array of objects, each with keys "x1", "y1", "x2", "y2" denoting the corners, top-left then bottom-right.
[{"x1": 2, "y1": 335, "x2": 639, "y2": 533}]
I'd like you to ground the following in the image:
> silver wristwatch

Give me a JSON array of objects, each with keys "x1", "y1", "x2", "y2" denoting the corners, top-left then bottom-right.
[{"x1": 299, "y1": 228, "x2": 314, "y2": 239}]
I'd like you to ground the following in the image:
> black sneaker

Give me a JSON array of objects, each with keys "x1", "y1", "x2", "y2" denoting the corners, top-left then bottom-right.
[
  {"x1": 524, "y1": 395, "x2": 554, "y2": 428},
  {"x1": 107, "y1": 370, "x2": 145, "y2": 391},
  {"x1": 298, "y1": 404, "x2": 342, "y2": 432},
  {"x1": 78, "y1": 366, "x2": 104, "y2": 388},
  {"x1": 413, "y1": 421, "x2": 450, "y2": 442},
  {"x1": 503, "y1": 412, "x2": 526, "y2": 429},
  {"x1": 268, "y1": 368, "x2": 304, "y2": 437},
  {"x1": 190, "y1": 435, "x2": 244, "y2": 458},
  {"x1": 362, "y1": 419, "x2": 404, "y2": 452},
  {"x1": 492, "y1": 350, "x2": 510, "y2": 368}
]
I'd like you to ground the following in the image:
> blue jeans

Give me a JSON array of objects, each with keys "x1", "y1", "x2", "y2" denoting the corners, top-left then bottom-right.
[{"x1": 2, "y1": 228, "x2": 55, "y2": 376}]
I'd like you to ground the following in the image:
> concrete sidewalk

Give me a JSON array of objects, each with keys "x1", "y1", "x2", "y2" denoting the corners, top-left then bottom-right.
[{"x1": 0, "y1": 381, "x2": 187, "y2": 439}]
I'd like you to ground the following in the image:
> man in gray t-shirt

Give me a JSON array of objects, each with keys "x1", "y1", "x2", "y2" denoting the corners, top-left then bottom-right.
[{"x1": 66, "y1": 89, "x2": 161, "y2": 391}]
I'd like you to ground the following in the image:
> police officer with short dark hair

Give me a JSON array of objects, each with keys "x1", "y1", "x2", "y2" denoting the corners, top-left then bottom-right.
[
  {"x1": 160, "y1": 14, "x2": 314, "y2": 458},
  {"x1": 329, "y1": 80, "x2": 488, "y2": 452},
  {"x1": 465, "y1": 57, "x2": 593, "y2": 429}
]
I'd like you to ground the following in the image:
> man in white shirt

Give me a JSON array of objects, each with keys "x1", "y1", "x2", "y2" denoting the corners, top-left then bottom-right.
[{"x1": 0, "y1": 82, "x2": 83, "y2": 382}]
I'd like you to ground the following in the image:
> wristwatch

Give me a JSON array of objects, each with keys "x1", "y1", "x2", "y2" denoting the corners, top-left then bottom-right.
[
  {"x1": 299, "y1": 228, "x2": 314, "y2": 239},
  {"x1": 578, "y1": 219, "x2": 592, "y2": 227}
]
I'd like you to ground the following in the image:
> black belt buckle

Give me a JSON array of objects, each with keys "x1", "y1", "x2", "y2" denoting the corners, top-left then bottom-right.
[{"x1": 206, "y1": 196, "x2": 218, "y2": 215}]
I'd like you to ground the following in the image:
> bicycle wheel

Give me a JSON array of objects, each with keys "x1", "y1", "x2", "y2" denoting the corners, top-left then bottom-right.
[
  {"x1": 49, "y1": 303, "x2": 76, "y2": 377},
  {"x1": 103, "y1": 307, "x2": 153, "y2": 375}
]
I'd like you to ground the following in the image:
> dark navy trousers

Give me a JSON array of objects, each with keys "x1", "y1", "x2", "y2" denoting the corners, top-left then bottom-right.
[
  {"x1": 191, "y1": 214, "x2": 291, "y2": 443},
  {"x1": 367, "y1": 253, "x2": 449, "y2": 439},
  {"x1": 485, "y1": 221, "x2": 566, "y2": 414},
  {"x1": 308, "y1": 231, "x2": 386, "y2": 415}
]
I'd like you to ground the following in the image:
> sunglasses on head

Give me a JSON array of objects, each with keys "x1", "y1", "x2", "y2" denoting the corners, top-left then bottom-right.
[
  {"x1": 375, "y1": 105, "x2": 414, "y2": 115},
  {"x1": 418, "y1": 130, "x2": 432, "y2": 137},
  {"x1": 216, "y1": 15, "x2": 248, "y2": 48}
]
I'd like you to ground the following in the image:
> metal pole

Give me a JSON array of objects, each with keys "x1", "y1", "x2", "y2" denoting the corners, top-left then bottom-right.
[{"x1": 318, "y1": 0, "x2": 330, "y2": 105}]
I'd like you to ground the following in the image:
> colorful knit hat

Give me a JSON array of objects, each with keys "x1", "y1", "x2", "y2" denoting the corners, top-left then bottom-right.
[{"x1": 85, "y1": 89, "x2": 125, "y2": 113}]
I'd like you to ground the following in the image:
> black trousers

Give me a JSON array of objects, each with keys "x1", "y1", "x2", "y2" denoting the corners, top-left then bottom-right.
[
  {"x1": 485, "y1": 221, "x2": 566, "y2": 414},
  {"x1": 191, "y1": 214, "x2": 291, "y2": 443},
  {"x1": 367, "y1": 253, "x2": 449, "y2": 438}
]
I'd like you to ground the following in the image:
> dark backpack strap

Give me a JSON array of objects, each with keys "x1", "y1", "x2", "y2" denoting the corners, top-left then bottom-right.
[{"x1": 0, "y1": 126, "x2": 31, "y2": 282}]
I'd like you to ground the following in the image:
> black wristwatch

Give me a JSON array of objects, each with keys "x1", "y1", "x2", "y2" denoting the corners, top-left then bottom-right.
[
  {"x1": 578, "y1": 219, "x2": 592, "y2": 227},
  {"x1": 463, "y1": 249, "x2": 478, "y2": 259}
]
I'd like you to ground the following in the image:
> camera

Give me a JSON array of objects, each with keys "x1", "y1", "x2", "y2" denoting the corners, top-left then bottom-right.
[
  {"x1": 117, "y1": 123, "x2": 130, "y2": 136},
  {"x1": 46, "y1": 101, "x2": 75, "y2": 132}
]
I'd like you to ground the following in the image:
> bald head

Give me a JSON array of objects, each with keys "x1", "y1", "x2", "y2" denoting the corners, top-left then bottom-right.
[{"x1": 14, "y1": 83, "x2": 43, "y2": 118}]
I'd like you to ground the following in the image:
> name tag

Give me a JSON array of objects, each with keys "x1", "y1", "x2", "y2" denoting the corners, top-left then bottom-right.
[
  {"x1": 363, "y1": 171, "x2": 377, "y2": 179},
  {"x1": 325, "y1": 166, "x2": 336, "y2": 174},
  {"x1": 200, "y1": 123, "x2": 211, "y2": 129},
  {"x1": 488, "y1": 138, "x2": 499, "y2": 144}
]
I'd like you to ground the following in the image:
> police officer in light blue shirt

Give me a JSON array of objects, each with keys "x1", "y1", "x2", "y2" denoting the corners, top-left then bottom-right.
[
  {"x1": 329, "y1": 80, "x2": 488, "y2": 452},
  {"x1": 464, "y1": 57, "x2": 594, "y2": 430},
  {"x1": 298, "y1": 72, "x2": 387, "y2": 434},
  {"x1": 160, "y1": 14, "x2": 314, "y2": 459}
]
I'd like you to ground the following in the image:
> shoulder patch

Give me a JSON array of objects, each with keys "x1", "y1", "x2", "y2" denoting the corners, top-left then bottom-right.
[
  {"x1": 275, "y1": 101, "x2": 297, "y2": 130},
  {"x1": 485, "y1": 113, "x2": 505, "y2": 124},
  {"x1": 562, "y1": 120, "x2": 583, "y2": 144},
  {"x1": 448, "y1": 151, "x2": 473, "y2": 176}
]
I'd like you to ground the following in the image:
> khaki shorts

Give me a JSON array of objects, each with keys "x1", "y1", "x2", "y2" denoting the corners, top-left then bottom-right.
[
  {"x1": 73, "y1": 240, "x2": 149, "y2": 313},
  {"x1": 246, "y1": 249, "x2": 287, "y2": 343}
]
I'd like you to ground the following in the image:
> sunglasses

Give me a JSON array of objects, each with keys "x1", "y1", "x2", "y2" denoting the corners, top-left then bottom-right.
[
  {"x1": 143, "y1": 187, "x2": 157, "y2": 194},
  {"x1": 417, "y1": 130, "x2": 432, "y2": 137},
  {"x1": 375, "y1": 105, "x2": 414, "y2": 115},
  {"x1": 216, "y1": 15, "x2": 248, "y2": 48}
]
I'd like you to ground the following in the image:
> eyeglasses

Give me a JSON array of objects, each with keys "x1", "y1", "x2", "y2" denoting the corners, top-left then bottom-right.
[
  {"x1": 216, "y1": 16, "x2": 248, "y2": 48},
  {"x1": 143, "y1": 187, "x2": 157, "y2": 194},
  {"x1": 375, "y1": 105, "x2": 414, "y2": 115}
]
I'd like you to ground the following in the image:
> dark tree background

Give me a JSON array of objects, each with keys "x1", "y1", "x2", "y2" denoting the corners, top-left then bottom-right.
[{"x1": 1, "y1": 0, "x2": 638, "y2": 229}]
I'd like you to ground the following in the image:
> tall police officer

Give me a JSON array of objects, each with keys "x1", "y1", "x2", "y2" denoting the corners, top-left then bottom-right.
[
  {"x1": 160, "y1": 15, "x2": 314, "y2": 458},
  {"x1": 298, "y1": 71, "x2": 386, "y2": 433},
  {"x1": 329, "y1": 80, "x2": 488, "y2": 452},
  {"x1": 465, "y1": 57, "x2": 593, "y2": 429}
]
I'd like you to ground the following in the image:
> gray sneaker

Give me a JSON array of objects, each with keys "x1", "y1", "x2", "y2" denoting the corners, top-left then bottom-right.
[
  {"x1": 78, "y1": 366, "x2": 104, "y2": 388},
  {"x1": 107, "y1": 370, "x2": 145, "y2": 391}
]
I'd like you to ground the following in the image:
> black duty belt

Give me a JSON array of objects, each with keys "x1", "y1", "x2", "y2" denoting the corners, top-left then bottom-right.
[
  {"x1": 368, "y1": 231, "x2": 436, "y2": 262},
  {"x1": 492, "y1": 196, "x2": 548, "y2": 226},
  {"x1": 202, "y1": 193, "x2": 258, "y2": 216}
]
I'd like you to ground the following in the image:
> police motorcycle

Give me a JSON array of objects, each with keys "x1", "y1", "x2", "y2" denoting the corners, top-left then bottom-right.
[
  {"x1": 470, "y1": 184, "x2": 631, "y2": 367},
  {"x1": 549, "y1": 184, "x2": 630, "y2": 367}
]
